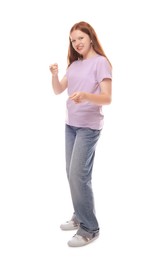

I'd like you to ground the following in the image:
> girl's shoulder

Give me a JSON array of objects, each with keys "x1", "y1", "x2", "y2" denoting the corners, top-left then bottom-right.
[
  {"x1": 96, "y1": 54, "x2": 109, "y2": 62},
  {"x1": 94, "y1": 55, "x2": 112, "y2": 69}
]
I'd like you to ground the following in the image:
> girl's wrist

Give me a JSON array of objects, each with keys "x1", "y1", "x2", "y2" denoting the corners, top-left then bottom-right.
[{"x1": 52, "y1": 74, "x2": 57, "y2": 77}]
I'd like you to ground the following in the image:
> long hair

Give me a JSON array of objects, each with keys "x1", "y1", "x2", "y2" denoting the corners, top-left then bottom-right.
[{"x1": 67, "y1": 21, "x2": 112, "y2": 68}]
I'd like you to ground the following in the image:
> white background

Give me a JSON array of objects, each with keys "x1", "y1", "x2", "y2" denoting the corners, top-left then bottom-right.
[{"x1": 0, "y1": 0, "x2": 163, "y2": 259}]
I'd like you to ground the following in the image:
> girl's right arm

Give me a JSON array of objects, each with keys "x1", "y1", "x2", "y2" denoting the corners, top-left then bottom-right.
[{"x1": 49, "y1": 63, "x2": 67, "y2": 95}]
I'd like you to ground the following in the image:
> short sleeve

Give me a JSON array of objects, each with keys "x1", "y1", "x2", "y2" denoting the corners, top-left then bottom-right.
[{"x1": 96, "y1": 57, "x2": 112, "y2": 83}]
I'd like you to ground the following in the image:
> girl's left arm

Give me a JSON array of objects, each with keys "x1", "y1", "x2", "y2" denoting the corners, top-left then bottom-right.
[{"x1": 69, "y1": 78, "x2": 112, "y2": 105}]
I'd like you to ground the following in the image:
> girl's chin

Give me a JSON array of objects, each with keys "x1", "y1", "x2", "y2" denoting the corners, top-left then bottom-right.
[{"x1": 77, "y1": 51, "x2": 83, "y2": 55}]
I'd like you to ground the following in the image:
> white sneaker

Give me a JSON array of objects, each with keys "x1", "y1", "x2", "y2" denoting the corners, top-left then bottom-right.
[
  {"x1": 60, "y1": 220, "x2": 79, "y2": 231},
  {"x1": 67, "y1": 233, "x2": 99, "y2": 247}
]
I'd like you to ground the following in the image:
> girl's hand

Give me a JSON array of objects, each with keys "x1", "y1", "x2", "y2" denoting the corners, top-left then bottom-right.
[
  {"x1": 69, "y1": 92, "x2": 86, "y2": 104},
  {"x1": 49, "y1": 63, "x2": 58, "y2": 76}
]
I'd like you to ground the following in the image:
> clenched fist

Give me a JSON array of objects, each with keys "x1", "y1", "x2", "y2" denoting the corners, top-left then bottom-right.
[{"x1": 49, "y1": 63, "x2": 58, "y2": 76}]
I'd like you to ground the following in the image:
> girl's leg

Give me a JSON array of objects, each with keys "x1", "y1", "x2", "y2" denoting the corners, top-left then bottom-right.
[
  {"x1": 65, "y1": 124, "x2": 79, "y2": 224},
  {"x1": 68, "y1": 127, "x2": 101, "y2": 237}
]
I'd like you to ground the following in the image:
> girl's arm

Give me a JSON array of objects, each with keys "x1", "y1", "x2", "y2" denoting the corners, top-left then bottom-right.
[
  {"x1": 52, "y1": 74, "x2": 67, "y2": 95},
  {"x1": 49, "y1": 63, "x2": 67, "y2": 95},
  {"x1": 69, "y1": 78, "x2": 112, "y2": 105}
]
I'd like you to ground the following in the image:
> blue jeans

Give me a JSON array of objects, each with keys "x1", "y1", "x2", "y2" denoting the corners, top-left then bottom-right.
[{"x1": 65, "y1": 124, "x2": 101, "y2": 238}]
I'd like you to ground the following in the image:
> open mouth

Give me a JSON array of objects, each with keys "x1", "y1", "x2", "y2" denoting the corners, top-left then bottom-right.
[{"x1": 77, "y1": 46, "x2": 83, "y2": 51}]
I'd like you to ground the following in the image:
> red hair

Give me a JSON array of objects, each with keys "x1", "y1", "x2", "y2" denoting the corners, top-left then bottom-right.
[{"x1": 67, "y1": 21, "x2": 112, "y2": 68}]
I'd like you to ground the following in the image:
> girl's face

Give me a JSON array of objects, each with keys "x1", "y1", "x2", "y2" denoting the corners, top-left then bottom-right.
[{"x1": 70, "y1": 30, "x2": 93, "y2": 59}]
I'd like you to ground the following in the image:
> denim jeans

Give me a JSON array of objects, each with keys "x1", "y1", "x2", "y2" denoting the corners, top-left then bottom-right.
[{"x1": 65, "y1": 124, "x2": 101, "y2": 238}]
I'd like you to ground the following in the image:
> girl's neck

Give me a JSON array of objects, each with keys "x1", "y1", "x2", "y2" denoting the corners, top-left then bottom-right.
[{"x1": 83, "y1": 49, "x2": 97, "y2": 60}]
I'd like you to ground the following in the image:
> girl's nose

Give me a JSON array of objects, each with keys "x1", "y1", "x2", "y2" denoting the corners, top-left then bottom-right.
[{"x1": 75, "y1": 41, "x2": 79, "y2": 47}]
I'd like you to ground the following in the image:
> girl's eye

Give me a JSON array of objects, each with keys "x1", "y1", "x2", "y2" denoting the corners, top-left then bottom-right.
[{"x1": 71, "y1": 37, "x2": 83, "y2": 43}]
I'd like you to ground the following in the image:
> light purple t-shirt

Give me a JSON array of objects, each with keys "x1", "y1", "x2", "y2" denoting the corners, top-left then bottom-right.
[{"x1": 65, "y1": 54, "x2": 112, "y2": 130}]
